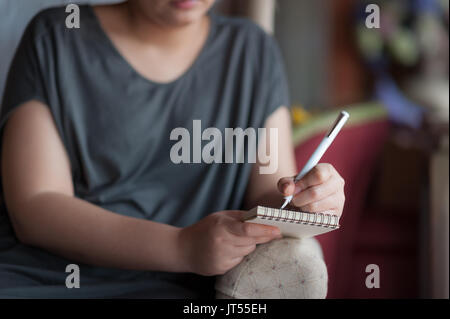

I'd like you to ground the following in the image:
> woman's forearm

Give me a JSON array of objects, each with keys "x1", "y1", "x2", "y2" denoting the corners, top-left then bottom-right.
[{"x1": 14, "y1": 192, "x2": 188, "y2": 273}]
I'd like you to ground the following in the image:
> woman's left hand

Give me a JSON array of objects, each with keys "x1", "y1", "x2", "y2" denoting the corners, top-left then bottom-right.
[{"x1": 277, "y1": 163, "x2": 345, "y2": 216}]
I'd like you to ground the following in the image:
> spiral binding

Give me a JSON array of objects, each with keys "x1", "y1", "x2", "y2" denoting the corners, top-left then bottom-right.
[{"x1": 258, "y1": 206, "x2": 339, "y2": 229}]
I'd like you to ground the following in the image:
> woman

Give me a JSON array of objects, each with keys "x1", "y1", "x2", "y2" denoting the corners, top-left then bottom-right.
[{"x1": 0, "y1": 0, "x2": 345, "y2": 298}]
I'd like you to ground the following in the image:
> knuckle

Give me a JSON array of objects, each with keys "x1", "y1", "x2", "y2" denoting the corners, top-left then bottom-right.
[
  {"x1": 297, "y1": 180, "x2": 307, "y2": 191},
  {"x1": 315, "y1": 168, "x2": 327, "y2": 181},
  {"x1": 309, "y1": 188, "x2": 320, "y2": 200},
  {"x1": 312, "y1": 166, "x2": 321, "y2": 176},
  {"x1": 326, "y1": 164, "x2": 335, "y2": 177},
  {"x1": 325, "y1": 163, "x2": 334, "y2": 172},
  {"x1": 242, "y1": 223, "x2": 252, "y2": 236},
  {"x1": 212, "y1": 215, "x2": 224, "y2": 227}
]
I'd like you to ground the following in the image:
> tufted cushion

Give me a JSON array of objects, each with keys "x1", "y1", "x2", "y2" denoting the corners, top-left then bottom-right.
[{"x1": 215, "y1": 237, "x2": 328, "y2": 299}]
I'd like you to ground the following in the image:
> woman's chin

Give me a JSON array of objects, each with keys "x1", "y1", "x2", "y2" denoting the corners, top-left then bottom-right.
[
  {"x1": 129, "y1": 0, "x2": 213, "y2": 28},
  {"x1": 166, "y1": 11, "x2": 207, "y2": 27},
  {"x1": 166, "y1": 0, "x2": 211, "y2": 26}
]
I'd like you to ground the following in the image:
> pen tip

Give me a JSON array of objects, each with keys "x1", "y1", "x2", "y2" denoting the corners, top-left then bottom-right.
[{"x1": 280, "y1": 196, "x2": 292, "y2": 209}]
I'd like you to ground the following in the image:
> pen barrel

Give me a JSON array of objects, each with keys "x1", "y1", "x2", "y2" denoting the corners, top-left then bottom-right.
[
  {"x1": 292, "y1": 111, "x2": 349, "y2": 185},
  {"x1": 293, "y1": 138, "x2": 332, "y2": 183}
]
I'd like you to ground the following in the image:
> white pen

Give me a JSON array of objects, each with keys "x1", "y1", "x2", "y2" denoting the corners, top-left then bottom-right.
[{"x1": 280, "y1": 111, "x2": 350, "y2": 209}]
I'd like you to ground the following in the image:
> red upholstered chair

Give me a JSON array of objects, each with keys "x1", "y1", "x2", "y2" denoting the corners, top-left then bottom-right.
[{"x1": 292, "y1": 103, "x2": 390, "y2": 298}]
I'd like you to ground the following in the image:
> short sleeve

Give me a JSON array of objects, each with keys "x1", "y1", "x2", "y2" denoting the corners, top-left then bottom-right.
[
  {"x1": 261, "y1": 34, "x2": 291, "y2": 118},
  {"x1": 0, "y1": 15, "x2": 49, "y2": 134}
]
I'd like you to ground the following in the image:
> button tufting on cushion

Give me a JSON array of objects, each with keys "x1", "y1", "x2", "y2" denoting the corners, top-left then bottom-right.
[{"x1": 215, "y1": 237, "x2": 328, "y2": 299}]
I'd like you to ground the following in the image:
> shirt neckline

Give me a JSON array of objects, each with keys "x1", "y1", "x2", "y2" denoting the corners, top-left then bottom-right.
[{"x1": 84, "y1": 5, "x2": 216, "y2": 87}]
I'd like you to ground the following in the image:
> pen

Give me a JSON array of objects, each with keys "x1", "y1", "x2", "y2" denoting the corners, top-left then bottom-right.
[{"x1": 280, "y1": 111, "x2": 350, "y2": 209}]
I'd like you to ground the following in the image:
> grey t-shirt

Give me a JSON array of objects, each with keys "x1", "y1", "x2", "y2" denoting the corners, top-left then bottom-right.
[{"x1": 0, "y1": 5, "x2": 289, "y2": 298}]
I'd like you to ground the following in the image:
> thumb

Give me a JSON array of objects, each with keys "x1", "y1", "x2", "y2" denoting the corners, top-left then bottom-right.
[{"x1": 277, "y1": 176, "x2": 296, "y2": 196}]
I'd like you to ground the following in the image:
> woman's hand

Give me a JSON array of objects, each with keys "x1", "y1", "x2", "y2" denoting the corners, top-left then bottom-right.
[
  {"x1": 178, "y1": 211, "x2": 281, "y2": 276},
  {"x1": 277, "y1": 163, "x2": 345, "y2": 216}
]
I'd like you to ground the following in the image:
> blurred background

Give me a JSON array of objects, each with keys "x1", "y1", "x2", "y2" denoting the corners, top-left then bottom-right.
[{"x1": 0, "y1": 0, "x2": 448, "y2": 298}]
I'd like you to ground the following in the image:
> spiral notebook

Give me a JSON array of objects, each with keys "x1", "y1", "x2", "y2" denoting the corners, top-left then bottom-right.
[{"x1": 242, "y1": 206, "x2": 340, "y2": 238}]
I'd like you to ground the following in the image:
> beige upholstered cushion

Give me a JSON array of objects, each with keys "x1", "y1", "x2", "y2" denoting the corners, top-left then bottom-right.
[{"x1": 215, "y1": 237, "x2": 328, "y2": 299}]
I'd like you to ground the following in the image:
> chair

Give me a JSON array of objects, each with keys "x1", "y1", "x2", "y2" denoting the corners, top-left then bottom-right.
[{"x1": 292, "y1": 103, "x2": 390, "y2": 298}]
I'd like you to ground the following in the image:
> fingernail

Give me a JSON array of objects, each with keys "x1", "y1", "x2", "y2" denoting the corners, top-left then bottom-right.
[{"x1": 272, "y1": 229, "x2": 281, "y2": 236}]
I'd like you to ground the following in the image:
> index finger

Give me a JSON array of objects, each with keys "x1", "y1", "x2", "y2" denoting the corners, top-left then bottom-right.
[
  {"x1": 296, "y1": 163, "x2": 334, "y2": 193},
  {"x1": 225, "y1": 218, "x2": 281, "y2": 238}
]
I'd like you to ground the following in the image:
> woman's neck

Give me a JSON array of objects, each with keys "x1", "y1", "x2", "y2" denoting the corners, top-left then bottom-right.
[
  {"x1": 92, "y1": 2, "x2": 212, "y2": 83},
  {"x1": 121, "y1": 2, "x2": 210, "y2": 51}
]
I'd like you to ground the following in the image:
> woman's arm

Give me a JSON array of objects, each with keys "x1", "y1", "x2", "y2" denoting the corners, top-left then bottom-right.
[
  {"x1": 244, "y1": 106, "x2": 297, "y2": 209},
  {"x1": 2, "y1": 100, "x2": 280, "y2": 275},
  {"x1": 2, "y1": 100, "x2": 187, "y2": 272},
  {"x1": 244, "y1": 106, "x2": 345, "y2": 216}
]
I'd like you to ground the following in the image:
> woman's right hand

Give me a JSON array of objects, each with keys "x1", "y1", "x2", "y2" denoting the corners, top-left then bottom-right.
[{"x1": 178, "y1": 211, "x2": 281, "y2": 276}]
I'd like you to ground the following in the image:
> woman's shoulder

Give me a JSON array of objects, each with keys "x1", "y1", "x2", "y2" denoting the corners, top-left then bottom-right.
[
  {"x1": 24, "y1": 6, "x2": 65, "y2": 39},
  {"x1": 210, "y1": 13, "x2": 282, "y2": 66},
  {"x1": 212, "y1": 13, "x2": 273, "y2": 43},
  {"x1": 24, "y1": 5, "x2": 91, "y2": 42}
]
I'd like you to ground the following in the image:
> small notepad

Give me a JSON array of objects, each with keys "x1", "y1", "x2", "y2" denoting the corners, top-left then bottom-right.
[{"x1": 242, "y1": 206, "x2": 340, "y2": 238}]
